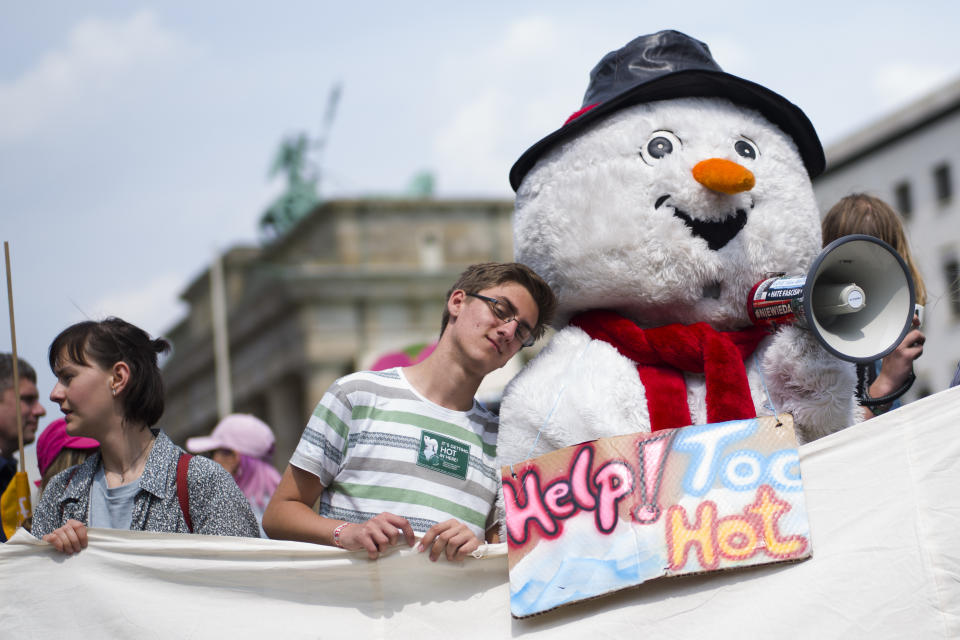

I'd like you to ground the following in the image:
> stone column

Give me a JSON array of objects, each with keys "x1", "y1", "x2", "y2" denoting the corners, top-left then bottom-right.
[{"x1": 266, "y1": 374, "x2": 306, "y2": 469}]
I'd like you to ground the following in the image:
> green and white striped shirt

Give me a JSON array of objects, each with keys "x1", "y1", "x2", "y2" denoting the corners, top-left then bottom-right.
[{"x1": 290, "y1": 368, "x2": 500, "y2": 537}]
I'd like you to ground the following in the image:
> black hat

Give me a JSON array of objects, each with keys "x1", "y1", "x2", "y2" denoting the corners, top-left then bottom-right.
[{"x1": 509, "y1": 30, "x2": 825, "y2": 191}]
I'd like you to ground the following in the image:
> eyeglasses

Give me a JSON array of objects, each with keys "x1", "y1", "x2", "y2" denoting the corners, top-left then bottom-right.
[{"x1": 466, "y1": 293, "x2": 536, "y2": 348}]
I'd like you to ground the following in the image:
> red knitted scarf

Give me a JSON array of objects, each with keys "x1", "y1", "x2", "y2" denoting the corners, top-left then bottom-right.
[{"x1": 570, "y1": 310, "x2": 769, "y2": 431}]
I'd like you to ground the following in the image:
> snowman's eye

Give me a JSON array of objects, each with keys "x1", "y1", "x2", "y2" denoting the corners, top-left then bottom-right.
[
  {"x1": 734, "y1": 139, "x2": 758, "y2": 160},
  {"x1": 648, "y1": 137, "x2": 673, "y2": 158},
  {"x1": 640, "y1": 131, "x2": 681, "y2": 164}
]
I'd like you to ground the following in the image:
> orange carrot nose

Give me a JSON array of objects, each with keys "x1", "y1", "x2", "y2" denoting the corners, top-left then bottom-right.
[{"x1": 692, "y1": 158, "x2": 755, "y2": 194}]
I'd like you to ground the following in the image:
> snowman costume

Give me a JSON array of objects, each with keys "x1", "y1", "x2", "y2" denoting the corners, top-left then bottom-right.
[{"x1": 498, "y1": 31, "x2": 857, "y2": 469}]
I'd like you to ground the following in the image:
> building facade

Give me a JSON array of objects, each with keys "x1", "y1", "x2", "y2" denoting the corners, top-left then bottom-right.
[
  {"x1": 812, "y1": 77, "x2": 960, "y2": 399},
  {"x1": 160, "y1": 198, "x2": 515, "y2": 466}
]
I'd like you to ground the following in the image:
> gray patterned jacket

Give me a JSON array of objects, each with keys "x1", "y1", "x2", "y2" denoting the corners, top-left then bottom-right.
[{"x1": 31, "y1": 431, "x2": 259, "y2": 539}]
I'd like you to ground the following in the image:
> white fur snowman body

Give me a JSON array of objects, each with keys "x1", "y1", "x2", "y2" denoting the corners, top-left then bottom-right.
[{"x1": 498, "y1": 96, "x2": 858, "y2": 467}]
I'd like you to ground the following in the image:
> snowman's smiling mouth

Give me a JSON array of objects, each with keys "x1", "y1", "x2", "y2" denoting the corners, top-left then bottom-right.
[{"x1": 655, "y1": 195, "x2": 750, "y2": 251}]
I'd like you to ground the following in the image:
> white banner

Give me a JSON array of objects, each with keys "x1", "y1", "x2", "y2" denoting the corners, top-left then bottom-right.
[{"x1": 3, "y1": 387, "x2": 960, "y2": 639}]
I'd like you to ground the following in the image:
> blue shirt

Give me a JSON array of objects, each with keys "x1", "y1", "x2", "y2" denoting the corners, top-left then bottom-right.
[{"x1": 89, "y1": 466, "x2": 140, "y2": 530}]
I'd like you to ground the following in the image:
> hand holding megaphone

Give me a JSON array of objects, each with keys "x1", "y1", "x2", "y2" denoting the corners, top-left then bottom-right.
[{"x1": 748, "y1": 235, "x2": 916, "y2": 364}]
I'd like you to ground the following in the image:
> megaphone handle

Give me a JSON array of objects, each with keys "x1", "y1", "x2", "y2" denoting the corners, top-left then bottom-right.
[{"x1": 857, "y1": 364, "x2": 915, "y2": 411}]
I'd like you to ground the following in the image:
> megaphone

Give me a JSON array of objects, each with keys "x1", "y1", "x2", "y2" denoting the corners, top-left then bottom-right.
[{"x1": 748, "y1": 234, "x2": 916, "y2": 363}]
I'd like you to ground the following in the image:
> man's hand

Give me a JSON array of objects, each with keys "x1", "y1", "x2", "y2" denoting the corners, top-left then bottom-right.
[
  {"x1": 42, "y1": 519, "x2": 88, "y2": 555},
  {"x1": 417, "y1": 519, "x2": 482, "y2": 562},
  {"x1": 338, "y1": 512, "x2": 416, "y2": 560}
]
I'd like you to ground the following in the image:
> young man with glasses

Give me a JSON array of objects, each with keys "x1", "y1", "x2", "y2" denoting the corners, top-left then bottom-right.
[{"x1": 264, "y1": 263, "x2": 556, "y2": 561}]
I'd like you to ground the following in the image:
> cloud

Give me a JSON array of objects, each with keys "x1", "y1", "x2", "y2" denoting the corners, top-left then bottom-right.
[
  {"x1": 701, "y1": 36, "x2": 750, "y2": 73},
  {"x1": 433, "y1": 90, "x2": 511, "y2": 192},
  {"x1": 872, "y1": 63, "x2": 957, "y2": 110},
  {"x1": 0, "y1": 10, "x2": 192, "y2": 141},
  {"x1": 430, "y1": 16, "x2": 586, "y2": 194},
  {"x1": 488, "y1": 15, "x2": 563, "y2": 62},
  {"x1": 86, "y1": 273, "x2": 188, "y2": 339}
]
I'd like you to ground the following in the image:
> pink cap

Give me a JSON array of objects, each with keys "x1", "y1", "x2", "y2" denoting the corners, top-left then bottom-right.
[
  {"x1": 185, "y1": 414, "x2": 275, "y2": 460},
  {"x1": 36, "y1": 418, "x2": 100, "y2": 477}
]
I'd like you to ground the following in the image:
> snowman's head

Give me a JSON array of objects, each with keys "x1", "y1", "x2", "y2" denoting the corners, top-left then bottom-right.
[
  {"x1": 514, "y1": 97, "x2": 822, "y2": 329},
  {"x1": 511, "y1": 30, "x2": 825, "y2": 330}
]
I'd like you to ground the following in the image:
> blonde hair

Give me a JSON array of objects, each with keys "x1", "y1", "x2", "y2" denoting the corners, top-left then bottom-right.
[
  {"x1": 822, "y1": 194, "x2": 926, "y2": 305},
  {"x1": 39, "y1": 448, "x2": 97, "y2": 494}
]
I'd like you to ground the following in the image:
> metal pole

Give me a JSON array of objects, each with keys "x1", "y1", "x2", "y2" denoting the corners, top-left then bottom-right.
[{"x1": 210, "y1": 251, "x2": 233, "y2": 419}]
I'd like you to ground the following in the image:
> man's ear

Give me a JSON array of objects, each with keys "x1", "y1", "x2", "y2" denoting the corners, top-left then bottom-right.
[{"x1": 447, "y1": 289, "x2": 467, "y2": 323}]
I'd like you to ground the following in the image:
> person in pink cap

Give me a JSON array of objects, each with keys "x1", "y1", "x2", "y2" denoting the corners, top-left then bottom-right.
[
  {"x1": 35, "y1": 418, "x2": 99, "y2": 493},
  {"x1": 186, "y1": 414, "x2": 281, "y2": 536}
]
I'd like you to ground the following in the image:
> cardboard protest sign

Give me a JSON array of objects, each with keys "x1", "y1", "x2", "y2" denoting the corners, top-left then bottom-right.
[{"x1": 502, "y1": 415, "x2": 811, "y2": 617}]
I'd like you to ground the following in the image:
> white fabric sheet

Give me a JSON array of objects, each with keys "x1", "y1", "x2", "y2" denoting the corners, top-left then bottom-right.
[{"x1": 2, "y1": 386, "x2": 959, "y2": 639}]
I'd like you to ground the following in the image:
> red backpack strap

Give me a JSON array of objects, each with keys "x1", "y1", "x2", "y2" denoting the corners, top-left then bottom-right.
[{"x1": 177, "y1": 453, "x2": 193, "y2": 533}]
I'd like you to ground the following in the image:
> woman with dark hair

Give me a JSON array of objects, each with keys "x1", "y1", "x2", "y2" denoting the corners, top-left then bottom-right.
[{"x1": 31, "y1": 318, "x2": 258, "y2": 553}]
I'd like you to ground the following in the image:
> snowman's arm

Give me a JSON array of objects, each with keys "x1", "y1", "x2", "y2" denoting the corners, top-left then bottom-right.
[
  {"x1": 497, "y1": 326, "x2": 651, "y2": 467},
  {"x1": 760, "y1": 325, "x2": 859, "y2": 443},
  {"x1": 496, "y1": 326, "x2": 653, "y2": 538}
]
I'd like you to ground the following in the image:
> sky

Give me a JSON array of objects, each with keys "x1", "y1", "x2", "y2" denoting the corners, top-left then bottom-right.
[{"x1": 3, "y1": 1, "x2": 960, "y2": 440}]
